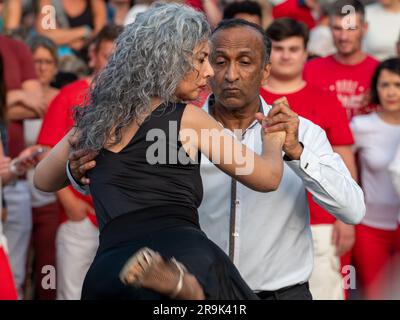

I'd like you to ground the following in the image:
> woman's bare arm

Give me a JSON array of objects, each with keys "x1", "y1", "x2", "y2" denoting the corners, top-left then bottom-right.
[
  {"x1": 181, "y1": 104, "x2": 285, "y2": 192},
  {"x1": 4, "y1": 0, "x2": 22, "y2": 31},
  {"x1": 91, "y1": 0, "x2": 107, "y2": 34},
  {"x1": 34, "y1": 129, "x2": 75, "y2": 192}
]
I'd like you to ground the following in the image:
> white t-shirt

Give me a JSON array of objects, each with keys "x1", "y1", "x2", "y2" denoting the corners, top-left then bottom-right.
[
  {"x1": 351, "y1": 113, "x2": 400, "y2": 230},
  {"x1": 307, "y1": 25, "x2": 336, "y2": 57},
  {"x1": 363, "y1": 3, "x2": 400, "y2": 61},
  {"x1": 389, "y1": 144, "x2": 400, "y2": 224}
]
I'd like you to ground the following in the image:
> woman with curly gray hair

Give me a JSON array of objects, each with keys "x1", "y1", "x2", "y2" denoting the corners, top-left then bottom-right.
[{"x1": 34, "y1": 3, "x2": 286, "y2": 299}]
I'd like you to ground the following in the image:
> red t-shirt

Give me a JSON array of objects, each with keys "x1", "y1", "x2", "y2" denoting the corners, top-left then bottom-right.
[
  {"x1": 37, "y1": 79, "x2": 97, "y2": 227},
  {"x1": 272, "y1": 0, "x2": 316, "y2": 30},
  {"x1": 303, "y1": 55, "x2": 379, "y2": 121},
  {"x1": 185, "y1": 0, "x2": 203, "y2": 11},
  {"x1": 0, "y1": 35, "x2": 37, "y2": 158},
  {"x1": 260, "y1": 84, "x2": 354, "y2": 224}
]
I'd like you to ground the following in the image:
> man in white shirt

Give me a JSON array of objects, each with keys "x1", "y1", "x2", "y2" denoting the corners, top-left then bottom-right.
[{"x1": 66, "y1": 19, "x2": 366, "y2": 299}]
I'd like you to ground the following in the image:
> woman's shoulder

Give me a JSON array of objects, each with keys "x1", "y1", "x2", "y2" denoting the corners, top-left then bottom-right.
[{"x1": 181, "y1": 103, "x2": 220, "y2": 131}]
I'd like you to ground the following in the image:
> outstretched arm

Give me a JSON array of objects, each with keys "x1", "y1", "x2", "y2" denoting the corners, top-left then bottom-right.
[
  {"x1": 262, "y1": 98, "x2": 365, "y2": 225},
  {"x1": 287, "y1": 119, "x2": 365, "y2": 225}
]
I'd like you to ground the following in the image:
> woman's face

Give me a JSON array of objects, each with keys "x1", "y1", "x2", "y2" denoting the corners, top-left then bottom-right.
[
  {"x1": 175, "y1": 41, "x2": 214, "y2": 101},
  {"x1": 377, "y1": 69, "x2": 400, "y2": 112},
  {"x1": 33, "y1": 46, "x2": 58, "y2": 86}
]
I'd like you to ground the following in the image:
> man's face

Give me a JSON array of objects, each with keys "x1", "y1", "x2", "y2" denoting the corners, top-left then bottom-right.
[
  {"x1": 209, "y1": 26, "x2": 270, "y2": 111},
  {"x1": 90, "y1": 40, "x2": 115, "y2": 74},
  {"x1": 270, "y1": 36, "x2": 307, "y2": 80},
  {"x1": 329, "y1": 14, "x2": 367, "y2": 57}
]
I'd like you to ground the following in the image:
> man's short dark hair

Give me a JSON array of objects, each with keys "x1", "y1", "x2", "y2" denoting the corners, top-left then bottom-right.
[
  {"x1": 328, "y1": 0, "x2": 365, "y2": 21},
  {"x1": 212, "y1": 19, "x2": 271, "y2": 65},
  {"x1": 266, "y1": 18, "x2": 309, "y2": 48},
  {"x1": 223, "y1": 1, "x2": 262, "y2": 21},
  {"x1": 92, "y1": 24, "x2": 124, "y2": 51}
]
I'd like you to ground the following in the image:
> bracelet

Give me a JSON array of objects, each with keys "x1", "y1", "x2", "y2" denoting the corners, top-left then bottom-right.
[{"x1": 169, "y1": 258, "x2": 185, "y2": 299}]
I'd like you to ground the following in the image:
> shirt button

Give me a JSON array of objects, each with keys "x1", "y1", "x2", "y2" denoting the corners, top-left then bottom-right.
[
  {"x1": 232, "y1": 232, "x2": 239, "y2": 237},
  {"x1": 235, "y1": 200, "x2": 240, "y2": 205}
]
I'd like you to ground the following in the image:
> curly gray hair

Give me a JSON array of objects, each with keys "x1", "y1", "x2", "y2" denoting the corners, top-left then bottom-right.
[{"x1": 74, "y1": 2, "x2": 211, "y2": 151}]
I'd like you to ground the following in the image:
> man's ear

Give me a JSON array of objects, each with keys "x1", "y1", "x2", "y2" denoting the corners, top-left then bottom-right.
[
  {"x1": 261, "y1": 62, "x2": 271, "y2": 86},
  {"x1": 362, "y1": 21, "x2": 368, "y2": 35}
]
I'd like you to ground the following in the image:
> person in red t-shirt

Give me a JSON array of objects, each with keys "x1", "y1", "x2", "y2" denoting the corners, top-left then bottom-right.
[
  {"x1": 37, "y1": 25, "x2": 122, "y2": 300},
  {"x1": 185, "y1": 0, "x2": 222, "y2": 28},
  {"x1": 303, "y1": 0, "x2": 379, "y2": 121},
  {"x1": 0, "y1": 80, "x2": 17, "y2": 299},
  {"x1": 272, "y1": 0, "x2": 319, "y2": 30},
  {"x1": 261, "y1": 18, "x2": 358, "y2": 299}
]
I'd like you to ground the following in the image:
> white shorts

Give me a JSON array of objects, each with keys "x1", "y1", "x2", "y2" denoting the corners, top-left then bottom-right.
[
  {"x1": 309, "y1": 224, "x2": 344, "y2": 300},
  {"x1": 56, "y1": 217, "x2": 99, "y2": 300}
]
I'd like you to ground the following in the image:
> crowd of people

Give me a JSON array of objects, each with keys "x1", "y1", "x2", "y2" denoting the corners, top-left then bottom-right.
[{"x1": 0, "y1": 0, "x2": 399, "y2": 300}]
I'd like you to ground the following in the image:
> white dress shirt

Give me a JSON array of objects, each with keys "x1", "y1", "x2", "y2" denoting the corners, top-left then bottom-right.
[
  {"x1": 67, "y1": 96, "x2": 365, "y2": 291},
  {"x1": 197, "y1": 96, "x2": 365, "y2": 291}
]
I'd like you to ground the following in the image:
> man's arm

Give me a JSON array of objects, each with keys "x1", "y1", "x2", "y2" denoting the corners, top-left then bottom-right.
[
  {"x1": 284, "y1": 117, "x2": 365, "y2": 225},
  {"x1": 330, "y1": 145, "x2": 358, "y2": 256},
  {"x1": 64, "y1": 140, "x2": 98, "y2": 195}
]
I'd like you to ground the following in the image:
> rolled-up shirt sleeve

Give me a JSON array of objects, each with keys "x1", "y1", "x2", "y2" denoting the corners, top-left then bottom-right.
[{"x1": 285, "y1": 117, "x2": 366, "y2": 225}]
